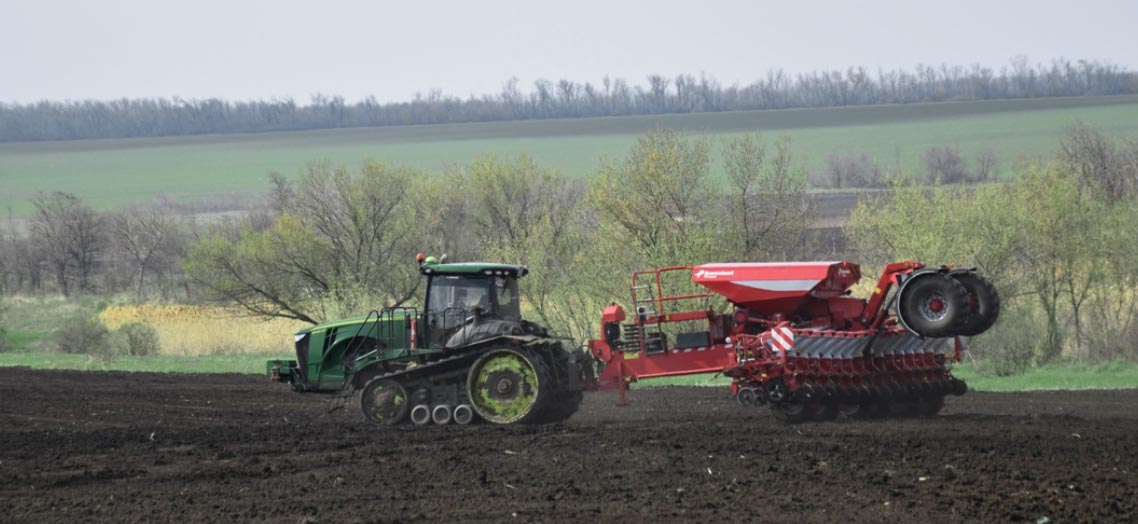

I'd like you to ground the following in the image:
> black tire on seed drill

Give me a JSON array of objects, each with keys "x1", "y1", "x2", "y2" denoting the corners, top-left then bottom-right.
[
  {"x1": 917, "y1": 395, "x2": 946, "y2": 417},
  {"x1": 951, "y1": 272, "x2": 1001, "y2": 336},
  {"x1": 811, "y1": 402, "x2": 840, "y2": 422},
  {"x1": 769, "y1": 402, "x2": 811, "y2": 424},
  {"x1": 898, "y1": 273, "x2": 971, "y2": 338}
]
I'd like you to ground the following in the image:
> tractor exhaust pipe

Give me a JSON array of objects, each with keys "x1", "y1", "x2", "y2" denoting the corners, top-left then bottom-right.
[
  {"x1": 410, "y1": 404, "x2": 431, "y2": 425},
  {"x1": 431, "y1": 404, "x2": 453, "y2": 425},
  {"x1": 453, "y1": 404, "x2": 474, "y2": 425}
]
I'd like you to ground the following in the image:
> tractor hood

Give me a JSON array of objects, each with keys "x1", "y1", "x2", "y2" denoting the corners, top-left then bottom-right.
[{"x1": 295, "y1": 310, "x2": 412, "y2": 336}]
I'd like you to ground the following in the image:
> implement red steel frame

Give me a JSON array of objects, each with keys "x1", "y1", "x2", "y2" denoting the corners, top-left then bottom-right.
[
  {"x1": 590, "y1": 262, "x2": 964, "y2": 405},
  {"x1": 595, "y1": 265, "x2": 731, "y2": 404}
]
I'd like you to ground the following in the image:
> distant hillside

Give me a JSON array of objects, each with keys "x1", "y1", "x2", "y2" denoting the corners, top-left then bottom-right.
[{"x1": 2, "y1": 95, "x2": 1138, "y2": 216}]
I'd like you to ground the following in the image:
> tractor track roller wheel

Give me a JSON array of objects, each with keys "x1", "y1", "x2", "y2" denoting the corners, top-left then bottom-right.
[
  {"x1": 410, "y1": 404, "x2": 431, "y2": 425},
  {"x1": 432, "y1": 404, "x2": 453, "y2": 425},
  {"x1": 898, "y1": 273, "x2": 971, "y2": 338},
  {"x1": 359, "y1": 379, "x2": 410, "y2": 426},
  {"x1": 952, "y1": 272, "x2": 1001, "y2": 336},
  {"x1": 467, "y1": 347, "x2": 553, "y2": 425},
  {"x1": 453, "y1": 404, "x2": 475, "y2": 425}
]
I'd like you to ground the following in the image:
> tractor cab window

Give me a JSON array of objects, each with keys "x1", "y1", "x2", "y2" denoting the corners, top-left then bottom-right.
[
  {"x1": 424, "y1": 273, "x2": 522, "y2": 347},
  {"x1": 493, "y1": 276, "x2": 520, "y2": 321}
]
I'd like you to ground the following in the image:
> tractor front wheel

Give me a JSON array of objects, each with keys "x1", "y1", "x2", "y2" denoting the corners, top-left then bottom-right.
[{"x1": 360, "y1": 378, "x2": 410, "y2": 426}]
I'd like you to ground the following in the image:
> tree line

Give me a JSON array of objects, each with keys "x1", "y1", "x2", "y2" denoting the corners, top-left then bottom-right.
[{"x1": 2, "y1": 58, "x2": 1134, "y2": 142}]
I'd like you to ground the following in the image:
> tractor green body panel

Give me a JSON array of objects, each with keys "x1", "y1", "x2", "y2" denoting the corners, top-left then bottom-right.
[{"x1": 286, "y1": 309, "x2": 427, "y2": 391}]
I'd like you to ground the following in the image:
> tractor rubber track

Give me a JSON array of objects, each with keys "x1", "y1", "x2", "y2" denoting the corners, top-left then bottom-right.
[{"x1": 354, "y1": 346, "x2": 581, "y2": 425}]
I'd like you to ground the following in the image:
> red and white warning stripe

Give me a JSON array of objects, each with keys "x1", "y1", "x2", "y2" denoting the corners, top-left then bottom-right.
[
  {"x1": 669, "y1": 346, "x2": 715, "y2": 354},
  {"x1": 768, "y1": 326, "x2": 795, "y2": 353}
]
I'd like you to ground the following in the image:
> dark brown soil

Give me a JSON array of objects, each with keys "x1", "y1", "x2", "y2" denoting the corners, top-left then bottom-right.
[{"x1": 1, "y1": 369, "x2": 1135, "y2": 523}]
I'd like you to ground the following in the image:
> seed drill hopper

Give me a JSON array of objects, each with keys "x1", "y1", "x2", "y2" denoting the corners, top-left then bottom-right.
[{"x1": 587, "y1": 260, "x2": 999, "y2": 422}]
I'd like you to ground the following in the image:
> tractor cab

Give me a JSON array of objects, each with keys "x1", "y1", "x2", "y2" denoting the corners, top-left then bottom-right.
[{"x1": 418, "y1": 258, "x2": 529, "y2": 349}]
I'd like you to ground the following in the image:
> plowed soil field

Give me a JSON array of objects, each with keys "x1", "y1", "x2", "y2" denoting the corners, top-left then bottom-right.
[{"x1": 1, "y1": 369, "x2": 1134, "y2": 523}]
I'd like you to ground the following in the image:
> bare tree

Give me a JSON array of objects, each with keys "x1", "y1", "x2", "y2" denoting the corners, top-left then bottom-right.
[
  {"x1": 108, "y1": 206, "x2": 184, "y2": 300},
  {"x1": 923, "y1": 146, "x2": 970, "y2": 185},
  {"x1": 724, "y1": 134, "x2": 813, "y2": 259},
  {"x1": 1060, "y1": 121, "x2": 1138, "y2": 202},
  {"x1": 29, "y1": 192, "x2": 103, "y2": 295},
  {"x1": 822, "y1": 153, "x2": 885, "y2": 188},
  {"x1": 974, "y1": 148, "x2": 998, "y2": 182},
  {"x1": 185, "y1": 161, "x2": 422, "y2": 323}
]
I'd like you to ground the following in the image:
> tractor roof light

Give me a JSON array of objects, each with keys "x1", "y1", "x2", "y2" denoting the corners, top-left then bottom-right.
[{"x1": 416, "y1": 253, "x2": 426, "y2": 263}]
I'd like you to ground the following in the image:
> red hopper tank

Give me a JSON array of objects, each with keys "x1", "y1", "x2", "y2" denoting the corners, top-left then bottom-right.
[{"x1": 691, "y1": 261, "x2": 862, "y2": 314}]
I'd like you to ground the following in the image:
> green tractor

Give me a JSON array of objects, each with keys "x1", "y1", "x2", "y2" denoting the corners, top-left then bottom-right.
[{"x1": 266, "y1": 256, "x2": 587, "y2": 426}]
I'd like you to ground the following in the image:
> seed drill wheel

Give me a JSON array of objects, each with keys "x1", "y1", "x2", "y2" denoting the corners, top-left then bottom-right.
[
  {"x1": 952, "y1": 272, "x2": 1001, "y2": 336},
  {"x1": 769, "y1": 402, "x2": 811, "y2": 424},
  {"x1": 467, "y1": 347, "x2": 552, "y2": 425},
  {"x1": 810, "y1": 402, "x2": 840, "y2": 422},
  {"x1": 917, "y1": 395, "x2": 946, "y2": 417},
  {"x1": 360, "y1": 379, "x2": 410, "y2": 426},
  {"x1": 898, "y1": 273, "x2": 970, "y2": 337},
  {"x1": 838, "y1": 402, "x2": 871, "y2": 419}
]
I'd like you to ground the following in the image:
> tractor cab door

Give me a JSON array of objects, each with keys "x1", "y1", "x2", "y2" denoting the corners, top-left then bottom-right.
[{"x1": 423, "y1": 275, "x2": 489, "y2": 348}]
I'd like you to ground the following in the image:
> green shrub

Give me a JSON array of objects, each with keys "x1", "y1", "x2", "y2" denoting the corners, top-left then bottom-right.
[
  {"x1": 968, "y1": 305, "x2": 1041, "y2": 376},
  {"x1": 113, "y1": 322, "x2": 161, "y2": 356},
  {"x1": 54, "y1": 315, "x2": 114, "y2": 361}
]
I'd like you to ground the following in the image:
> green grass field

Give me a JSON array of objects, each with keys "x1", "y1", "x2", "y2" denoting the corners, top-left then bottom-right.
[
  {"x1": 0, "y1": 352, "x2": 282, "y2": 375},
  {"x1": 3, "y1": 95, "x2": 1138, "y2": 215},
  {"x1": 0, "y1": 351, "x2": 1134, "y2": 391}
]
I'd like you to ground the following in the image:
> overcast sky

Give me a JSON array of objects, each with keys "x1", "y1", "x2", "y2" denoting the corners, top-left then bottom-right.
[{"x1": 3, "y1": 0, "x2": 1136, "y2": 104}]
